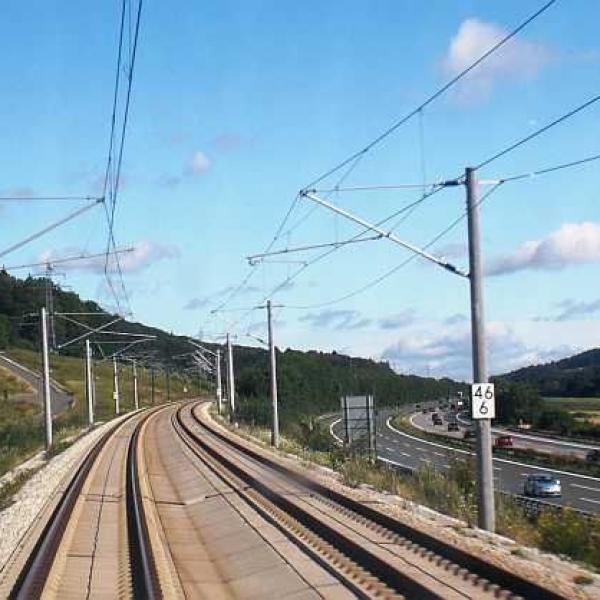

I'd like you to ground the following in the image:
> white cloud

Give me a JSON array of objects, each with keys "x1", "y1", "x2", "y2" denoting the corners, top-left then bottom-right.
[
  {"x1": 381, "y1": 320, "x2": 572, "y2": 379},
  {"x1": 187, "y1": 151, "x2": 211, "y2": 175},
  {"x1": 37, "y1": 240, "x2": 180, "y2": 275},
  {"x1": 300, "y1": 309, "x2": 372, "y2": 331},
  {"x1": 487, "y1": 222, "x2": 600, "y2": 276},
  {"x1": 442, "y1": 18, "x2": 550, "y2": 101}
]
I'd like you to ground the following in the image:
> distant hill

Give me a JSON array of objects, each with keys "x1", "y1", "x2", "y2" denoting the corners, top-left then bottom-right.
[
  {"x1": 500, "y1": 348, "x2": 600, "y2": 397},
  {"x1": 0, "y1": 270, "x2": 463, "y2": 422}
]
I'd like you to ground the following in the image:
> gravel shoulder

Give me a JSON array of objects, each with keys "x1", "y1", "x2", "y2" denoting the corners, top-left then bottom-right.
[{"x1": 204, "y1": 403, "x2": 600, "y2": 600}]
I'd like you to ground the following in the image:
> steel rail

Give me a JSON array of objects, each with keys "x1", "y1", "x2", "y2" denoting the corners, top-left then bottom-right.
[
  {"x1": 171, "y1": 411, "x2": 384, "y2": 600},
  {"x1": 177, "y1": 406, "x2": 456, "y2": 599},
  {"x1": 126, "y1": 415, "x2": 162, "y2": 599},
  {"x1": 189, "y1": 403, "x2": 570, "y2": 600},
  {"x1": 8, "y1": 413, "x2": 136, "y2": 599}
]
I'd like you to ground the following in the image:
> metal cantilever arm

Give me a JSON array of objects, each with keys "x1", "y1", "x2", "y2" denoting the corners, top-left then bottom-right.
[{"x1": 301, "y1": 191, "x2": 468, "y2": 278}]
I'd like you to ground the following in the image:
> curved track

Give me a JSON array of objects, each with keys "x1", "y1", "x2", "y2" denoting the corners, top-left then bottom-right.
[
  {"x1": 179, "y1": 402, "x2": 570, "y2": 600},
  {"x1": 5, "y1": 401, "x2": 575, "y2": 599}
]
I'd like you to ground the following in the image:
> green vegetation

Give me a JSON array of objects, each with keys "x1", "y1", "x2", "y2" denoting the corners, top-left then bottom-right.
[
  {"x1": 0, "y1": 366, "x2": 30, "y2": 397},
  {"x1": 0, "y1": 468, "x2": 40, "y2": 511},
  {"x1": 500, "y1": 348, "x2": 600, "y2": 398},
  {"x1": 0, "y1": 348, "x2": 193, "y2": 479},
  {"x1": 222, "y1": 413, "x2": 600, "y2": 569},
  {"x1": 233, "y1": 347, "x2": 465, "y2": 440}
]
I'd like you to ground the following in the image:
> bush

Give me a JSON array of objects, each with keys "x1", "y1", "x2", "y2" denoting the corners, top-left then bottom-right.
[{"x1": 538, "y1": 509, "x2": 597, "y2": 564}]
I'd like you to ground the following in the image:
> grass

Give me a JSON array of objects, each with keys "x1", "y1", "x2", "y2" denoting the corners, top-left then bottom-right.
[
  {"x1": 0, "y1": 468, "x2": 41, "y2": 511},
  {"x1": 222, "y1": 411, "x2": 600, "y2": 572},
  {"x1": 543, "y1": 397, "x2": 600, "y2": 411},
  {"x1": 0, "y1": 366, "x2": 31, "y2": 396},
  {"x1": 0, "y1": 347, "x2": 196, "y2": 481}
]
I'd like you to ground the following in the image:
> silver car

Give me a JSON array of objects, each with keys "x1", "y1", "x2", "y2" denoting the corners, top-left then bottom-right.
[{"x1": 523, "y1": 474, "x2": 561, "y2": 497}]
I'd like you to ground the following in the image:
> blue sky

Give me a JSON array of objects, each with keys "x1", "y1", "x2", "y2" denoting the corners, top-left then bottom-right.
[{"x1": 1, "y1": 1, "x2": 599, "y2": 379}]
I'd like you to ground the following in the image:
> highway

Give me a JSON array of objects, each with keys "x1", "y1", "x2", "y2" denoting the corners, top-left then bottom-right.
[
  {"x1": 330, "y1": 410, "x2": 600, "y2": 513},
  {"x1": 0, "y1": 352, "x2": 74, "y2": 416},
  {"x1": 454, "y1": 411, "x2": 600, "y2": 459}
]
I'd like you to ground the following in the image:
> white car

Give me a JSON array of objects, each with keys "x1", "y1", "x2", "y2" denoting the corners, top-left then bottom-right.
[{"x1": 523, "y1": 474, "x2": 561, "y2": 497}]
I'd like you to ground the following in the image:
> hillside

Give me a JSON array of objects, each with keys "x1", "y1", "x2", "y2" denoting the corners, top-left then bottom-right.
[
  {"x1": 0, "y1": 270, "x2": 463, "y2": 422},
  {"x1": 500, "y1": 348, "x2": 600, "y2": 397}
]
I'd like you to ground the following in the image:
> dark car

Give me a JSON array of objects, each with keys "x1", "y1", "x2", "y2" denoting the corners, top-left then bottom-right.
[
  {"x1": 433, "y1": 415, "x2": 443, "y2": 426},
  {"x1": 447, "y1": 422, "x2": 459, "y2": 432},
  {"x1": 463, "y1": 429, "x2": 476, "y2": 441},
  {"x1": 495, "y1": 435, "x2": 514, "y2": 448},
  {"x1": 523, "y1": 474, "x2": 561, "y2": 497},
  {"x1": 586, "y1": 449, "x2": 600, "y2": 463}
]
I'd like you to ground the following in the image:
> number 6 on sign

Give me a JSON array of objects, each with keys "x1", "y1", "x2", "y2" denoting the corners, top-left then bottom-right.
[{"x1": 471, "y1": 383, "x2": 495, "y2": 420}]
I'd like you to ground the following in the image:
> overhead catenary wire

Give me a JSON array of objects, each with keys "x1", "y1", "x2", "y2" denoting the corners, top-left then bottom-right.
[
  {"x1": 286, "y1": 182, "x2": 506, "y2": 311},
  {"x1": 205, "y1": 0, "x2": 558, "y2": 336},
  {"x1": 498, "y1": 151, "x2": 600, "y2": 183},
  {"x1": 206, "y1": 132, "x2": 366, "y2": 329},
  {"x1": 0, "y1": 195, "x2": 101, "y2": 202},
  {"x1": 300, "y1": 0, "x2": 558, "y2": 192},
  {"x1": 224, "y1": 182, "x2": 454, "y2": 333},
  {"x1": 101, "y1": 0, "x2": 144, "y2": 317},
  {"x1": 475, "y1": 93, "x2": 600, "y2": 171}
]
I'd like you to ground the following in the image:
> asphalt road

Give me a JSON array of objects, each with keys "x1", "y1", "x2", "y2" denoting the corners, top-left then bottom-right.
[
  {"x1": 330, "y1": 410, "x2": 600, "y2": 513},
  {"x1": 0, "y1": 352, "x2": 74, "y2": 415},
  {"x1": 454, "y1": 411, "x2": 599, "y2": 459}
]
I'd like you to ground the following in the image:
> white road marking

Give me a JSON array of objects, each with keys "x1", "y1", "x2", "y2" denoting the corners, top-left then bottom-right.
[
  {"x1": 433, "y1": 451, "x2": 445, "y2": 457},
  {"x1": 441, "y1": 464, "x2": 450, "y2": 469},
  {"x1": 580, "y1": 497, "x2": 600, "y2": 505},
  {"x1": 385, "y1": 417, "x2": 600, "y2": 483},
  {"x1": 329, "y1": 418, "x2": 343, "y2": 446},
  {"x1": 571, "y1": 483, "x2": 600, "y2": 493},
  {"x1": 419, "y1": 457, "x2": 431, "y2": 463},
  {"x1": 400, "y1": 452, "x2": 411, "y2": 457},
  {"x1": 493, "y1": 467, "x2": 502, "y2": 471},
  {"x1": 415, "y1": 447, "x2": 426, "y2": 452},
  {"x1": 378, "y1": 456, "x2": 413, "y2": 471},
  {"x1": 385, "y1": 446, "x2": 395, "y2": 452}
]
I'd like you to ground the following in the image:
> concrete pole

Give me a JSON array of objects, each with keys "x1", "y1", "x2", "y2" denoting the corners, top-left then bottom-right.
[
  {"x1": 85, "y1": 338, "x2": 94, "y2": 427},
  {"x1": 216, "y1": 349, "x2": 222, "y2": 414},
  {"x1": 133, "y1": 359, "x2": 139, "y2": 410},
  {"x1": 40, "y1": 307, "x2": 53, "y2": 451},
  {"x1": 151, "y1": 367, "x2": 155, "y2": 405},
  {"x1": 226, "y1": 334, "x2": 235, "y2": 421},
  {"x1": 466, "y1": 166, "x2": 495, "y2": 532},
  {"x1": 267, "y1": 300, "x2": 280, "y2": 448},
  {"x1": 113, "y1": 356, "x2": 120, "y2": 415}
]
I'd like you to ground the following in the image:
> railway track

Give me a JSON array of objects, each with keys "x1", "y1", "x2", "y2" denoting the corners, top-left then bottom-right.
[
  {"x1": 5, "y1": 409, "x2": 161, "y2": 600},
  {"x1": 178, "y1": 402, "x2": 571, "y2": 600},
  {"x1": 2, "y1": 400, "x2": 573, "y2": 598}
]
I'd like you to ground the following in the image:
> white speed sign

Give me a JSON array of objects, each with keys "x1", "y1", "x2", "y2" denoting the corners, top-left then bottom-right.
[{"x1": 471, "y1": 383, "x2": 495, "y2": 419}]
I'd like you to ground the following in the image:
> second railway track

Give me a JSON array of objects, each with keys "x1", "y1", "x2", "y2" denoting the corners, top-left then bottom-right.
[{"x1": 176, "y1": 401, "x2": 571, "y2": 600}]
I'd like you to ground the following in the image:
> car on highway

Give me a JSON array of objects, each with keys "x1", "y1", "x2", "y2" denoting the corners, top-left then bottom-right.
[
  {"x1": 463, "y1": 429, "x2": 476, "y2": 441},
  {"x1": 586, "y1": 449, "x2": 600, "y2": 463},
  {"x1": 447, "y1": 422, "x2": 459, "y2": 432},
  {"x1": 523, "y1": 474, "x2": 561, "y2": 497},
  {"x1": 494, "y1": 435, "x2": 514, "y2": 448},
  {"x1": 433, "y1": 415, "x2": 443, "y2": 426}
]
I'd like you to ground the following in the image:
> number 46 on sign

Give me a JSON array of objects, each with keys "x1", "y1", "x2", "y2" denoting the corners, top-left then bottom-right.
[{"x1": 471, "y1": 383, "x2": 495, "y2": 420}]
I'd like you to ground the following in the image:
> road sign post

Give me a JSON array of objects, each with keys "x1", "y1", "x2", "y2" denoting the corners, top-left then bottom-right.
[
  {"x1": 466, "y1": 166, "x2": 495, "y2": 532},
  {"x1": 471, "y1": 383, "x2": 496, "y2": 420}
]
